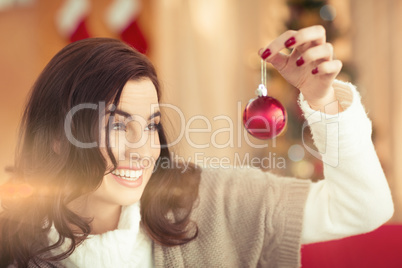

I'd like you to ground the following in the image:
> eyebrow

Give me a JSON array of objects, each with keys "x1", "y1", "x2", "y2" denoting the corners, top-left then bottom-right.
[{"x1": 112, "y1": 109, "x2": 161, "y2": 121}]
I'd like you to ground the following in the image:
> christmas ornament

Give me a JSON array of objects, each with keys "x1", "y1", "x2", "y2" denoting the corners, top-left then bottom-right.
[{"x1": 243, "y1": 60, "x2": 287, "y2": 139}]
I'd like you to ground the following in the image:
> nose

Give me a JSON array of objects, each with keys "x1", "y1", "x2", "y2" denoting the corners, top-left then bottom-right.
[
  {"x1": 121, "y1": 123, "x2": 158, "y2": 166},
  {"x1": 125, "y1": 134, "x2": 156, "y2": 169}
]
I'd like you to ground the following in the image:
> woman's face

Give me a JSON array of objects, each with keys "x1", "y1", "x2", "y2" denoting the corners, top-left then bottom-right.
[{"x1": 93, "y1": 78, "x2": 161, "y2": 206}]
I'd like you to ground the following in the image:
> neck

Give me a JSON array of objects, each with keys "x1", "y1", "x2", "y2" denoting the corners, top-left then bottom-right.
[{"x1": 69, "y1": 196, "x2": 122, "y2": 235}]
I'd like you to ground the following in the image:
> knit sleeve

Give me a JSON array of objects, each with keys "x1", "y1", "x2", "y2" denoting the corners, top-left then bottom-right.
[
  {"x1": 175, "y1": 167, "x2": 311, "y2": 268},
  {"x1": 258, "y1": 172, "x2": 311, "y2": 268},
  {"x1": 299, "y1": 80, "x2": 394, "y2": 244}
]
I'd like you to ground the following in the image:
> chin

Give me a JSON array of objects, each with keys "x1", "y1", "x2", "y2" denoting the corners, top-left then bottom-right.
[
  {"x1": 95, "y1": 173, "x2": 150, "y2": 206},
  {"x1": 117, "y1": 196, "x2": 142, "y2": 206}
]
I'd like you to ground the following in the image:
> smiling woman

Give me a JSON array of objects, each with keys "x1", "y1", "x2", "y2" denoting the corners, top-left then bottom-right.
[
  {"x1": 0, "y1": 38, "x2": 201, "y2": 267},
  {"x1": 69, "y1": 79, "x2": 163, "y2": 234},
  {"x1": 0, "y1": 26, "x2": 394, "y2": 268}
]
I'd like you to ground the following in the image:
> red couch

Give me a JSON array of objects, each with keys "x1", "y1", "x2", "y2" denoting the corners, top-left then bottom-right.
[{"x1": 301, "y1": 225, "x2": 402, "y2": 268}]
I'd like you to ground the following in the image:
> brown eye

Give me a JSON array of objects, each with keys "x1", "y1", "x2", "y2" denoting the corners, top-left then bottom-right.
[
  {"x1": 145, "y1": 122, "x2": 161, "y2": 131},
  {"x1": 112, "y1": 122, "x2": 127, "y2": 132}
]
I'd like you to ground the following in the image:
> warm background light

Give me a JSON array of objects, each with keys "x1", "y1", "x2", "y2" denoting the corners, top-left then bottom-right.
[{"x1": 1, "y1": 0, "x2": 401, "y2": 222}]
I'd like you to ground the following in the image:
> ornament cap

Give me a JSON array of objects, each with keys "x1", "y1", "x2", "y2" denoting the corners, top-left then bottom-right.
[{"x1": 255, "y1": 84, "x2": 268, "y2": 97}]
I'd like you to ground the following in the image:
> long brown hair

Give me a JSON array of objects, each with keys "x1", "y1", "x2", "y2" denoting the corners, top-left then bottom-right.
[{"x1": 0, "y1": 38, "x2": 200, "y2": 267}]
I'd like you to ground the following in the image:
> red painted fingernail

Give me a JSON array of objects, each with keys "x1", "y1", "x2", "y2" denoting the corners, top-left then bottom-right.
[
  {"x1": 312, "y1": 67, "x2": 319, "y2": 74},
  {"x1": 261, "y1": 48, "x2": 271, "y2": 60},
  {"x1": 296, "y1": 57, "x2": 304, "y2": 66},
  {"x1": 285, "y1": 37, "x2": 296, "y2": 48}
]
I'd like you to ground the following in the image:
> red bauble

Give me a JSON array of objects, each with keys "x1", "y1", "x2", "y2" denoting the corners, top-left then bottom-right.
[{"x1": 243, "y1": 96, "x2": 287, "y2": 139}]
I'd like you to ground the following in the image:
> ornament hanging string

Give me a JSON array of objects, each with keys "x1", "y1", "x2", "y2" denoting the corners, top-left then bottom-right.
[
  {"x1": 256, "y1": 59, "x2": 268, "y2": 97},
  {"x1": 261, "y1": 58, "x2": 266, "y2": 86}
]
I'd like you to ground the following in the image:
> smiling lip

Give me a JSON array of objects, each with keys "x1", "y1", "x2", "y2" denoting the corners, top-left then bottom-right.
[
  {"x1": 111, "y1": 167, "x2": 144, "y2": 188},
  {"x1": 111, "y1": 173, "x2": 143, "y2": 188},
  {"x1": 116, "y1": 166, "x2": 143, "y2": 171}
]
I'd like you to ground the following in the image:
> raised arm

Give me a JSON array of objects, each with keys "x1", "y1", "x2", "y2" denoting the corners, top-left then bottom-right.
[
  {"x1": 299, "y1": 80, "x2": 393, "y2": 244},
  {"x1": 260, "y1": 25, "x2": 394, "y2": 244}
]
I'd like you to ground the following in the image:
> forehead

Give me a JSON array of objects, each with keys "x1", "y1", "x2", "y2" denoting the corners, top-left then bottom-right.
[{"x1": 118, "y1": 79, "x2": 159, "y2": 115}]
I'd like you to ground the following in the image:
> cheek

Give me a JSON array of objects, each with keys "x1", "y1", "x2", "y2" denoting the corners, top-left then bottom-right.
[
  {"x1": 152, "y1": 132, "x2": 161, "y2": 159},
  {"x1": 106, "y1": 130, "x2": 128, "y2": 162},
  {"x1": 99, "y1": 130, "x2": 111, "y2": 168},
  {"x1": 144, "y1": 132, "x2": 160, "y2": 170},
  {"x1": 152, "y1": 147, "x2": 161, "y2": 165},
  {"x1": 99, "y1": 128, "x2": 122, "y2": 169}
]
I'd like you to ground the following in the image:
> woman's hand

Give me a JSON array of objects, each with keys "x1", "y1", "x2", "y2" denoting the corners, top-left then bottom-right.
[{"x1": 259, "y1": 25, "x2": 342, "y2": 113}]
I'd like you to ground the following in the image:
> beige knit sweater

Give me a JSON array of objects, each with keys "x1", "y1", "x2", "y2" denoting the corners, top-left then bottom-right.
[{"x1": 153, "y1": 167, "x2": 310, "y2": 268}]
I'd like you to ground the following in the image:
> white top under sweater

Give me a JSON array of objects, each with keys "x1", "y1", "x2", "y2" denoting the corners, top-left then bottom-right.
[
  {"x1": 48, "y1": 80, "x2": 393, "y2": 267},
  {"x1": 48, "y1": 202, "x2": 153, "y2": 268}
]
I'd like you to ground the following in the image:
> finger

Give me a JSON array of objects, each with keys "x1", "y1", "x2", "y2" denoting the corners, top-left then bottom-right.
[
  {"x1": 266, "y1": 52, "x2": 289, "y2": 71},
  {"x1": 295, "y1": 43, "x2": 334, "y2": 67},
  {"x1": 293, "y1": 36, "x2": 326, "y2": 55},
  {"x1": 312, "y1": 60, "x2": 342, "y2": 77},
  {"x1": 259, "y1": 25, "x2": 326, "y2": 60},
  {"x1": 258, "y1": 30, "x2": 297, "y2": 61},
  {"x1": 289, "y1": 25, "x2": 327, "y2": 53},
  {"x1": 290, "y1": 39, "x2": 324, "y2": 60},
  {"x1": 258, "y1": 47, "x2": 290, "y2": 72}
]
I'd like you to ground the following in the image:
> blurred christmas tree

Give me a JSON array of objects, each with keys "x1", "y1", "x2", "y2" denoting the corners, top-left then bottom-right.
[{"x1": 263, "y1": 0, "x2": 353, "y2": 181}]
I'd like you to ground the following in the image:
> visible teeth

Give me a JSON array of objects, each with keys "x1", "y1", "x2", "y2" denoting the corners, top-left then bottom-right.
[{"x1": 113, "y1": 169, "x2": 143, "y2": 181}]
